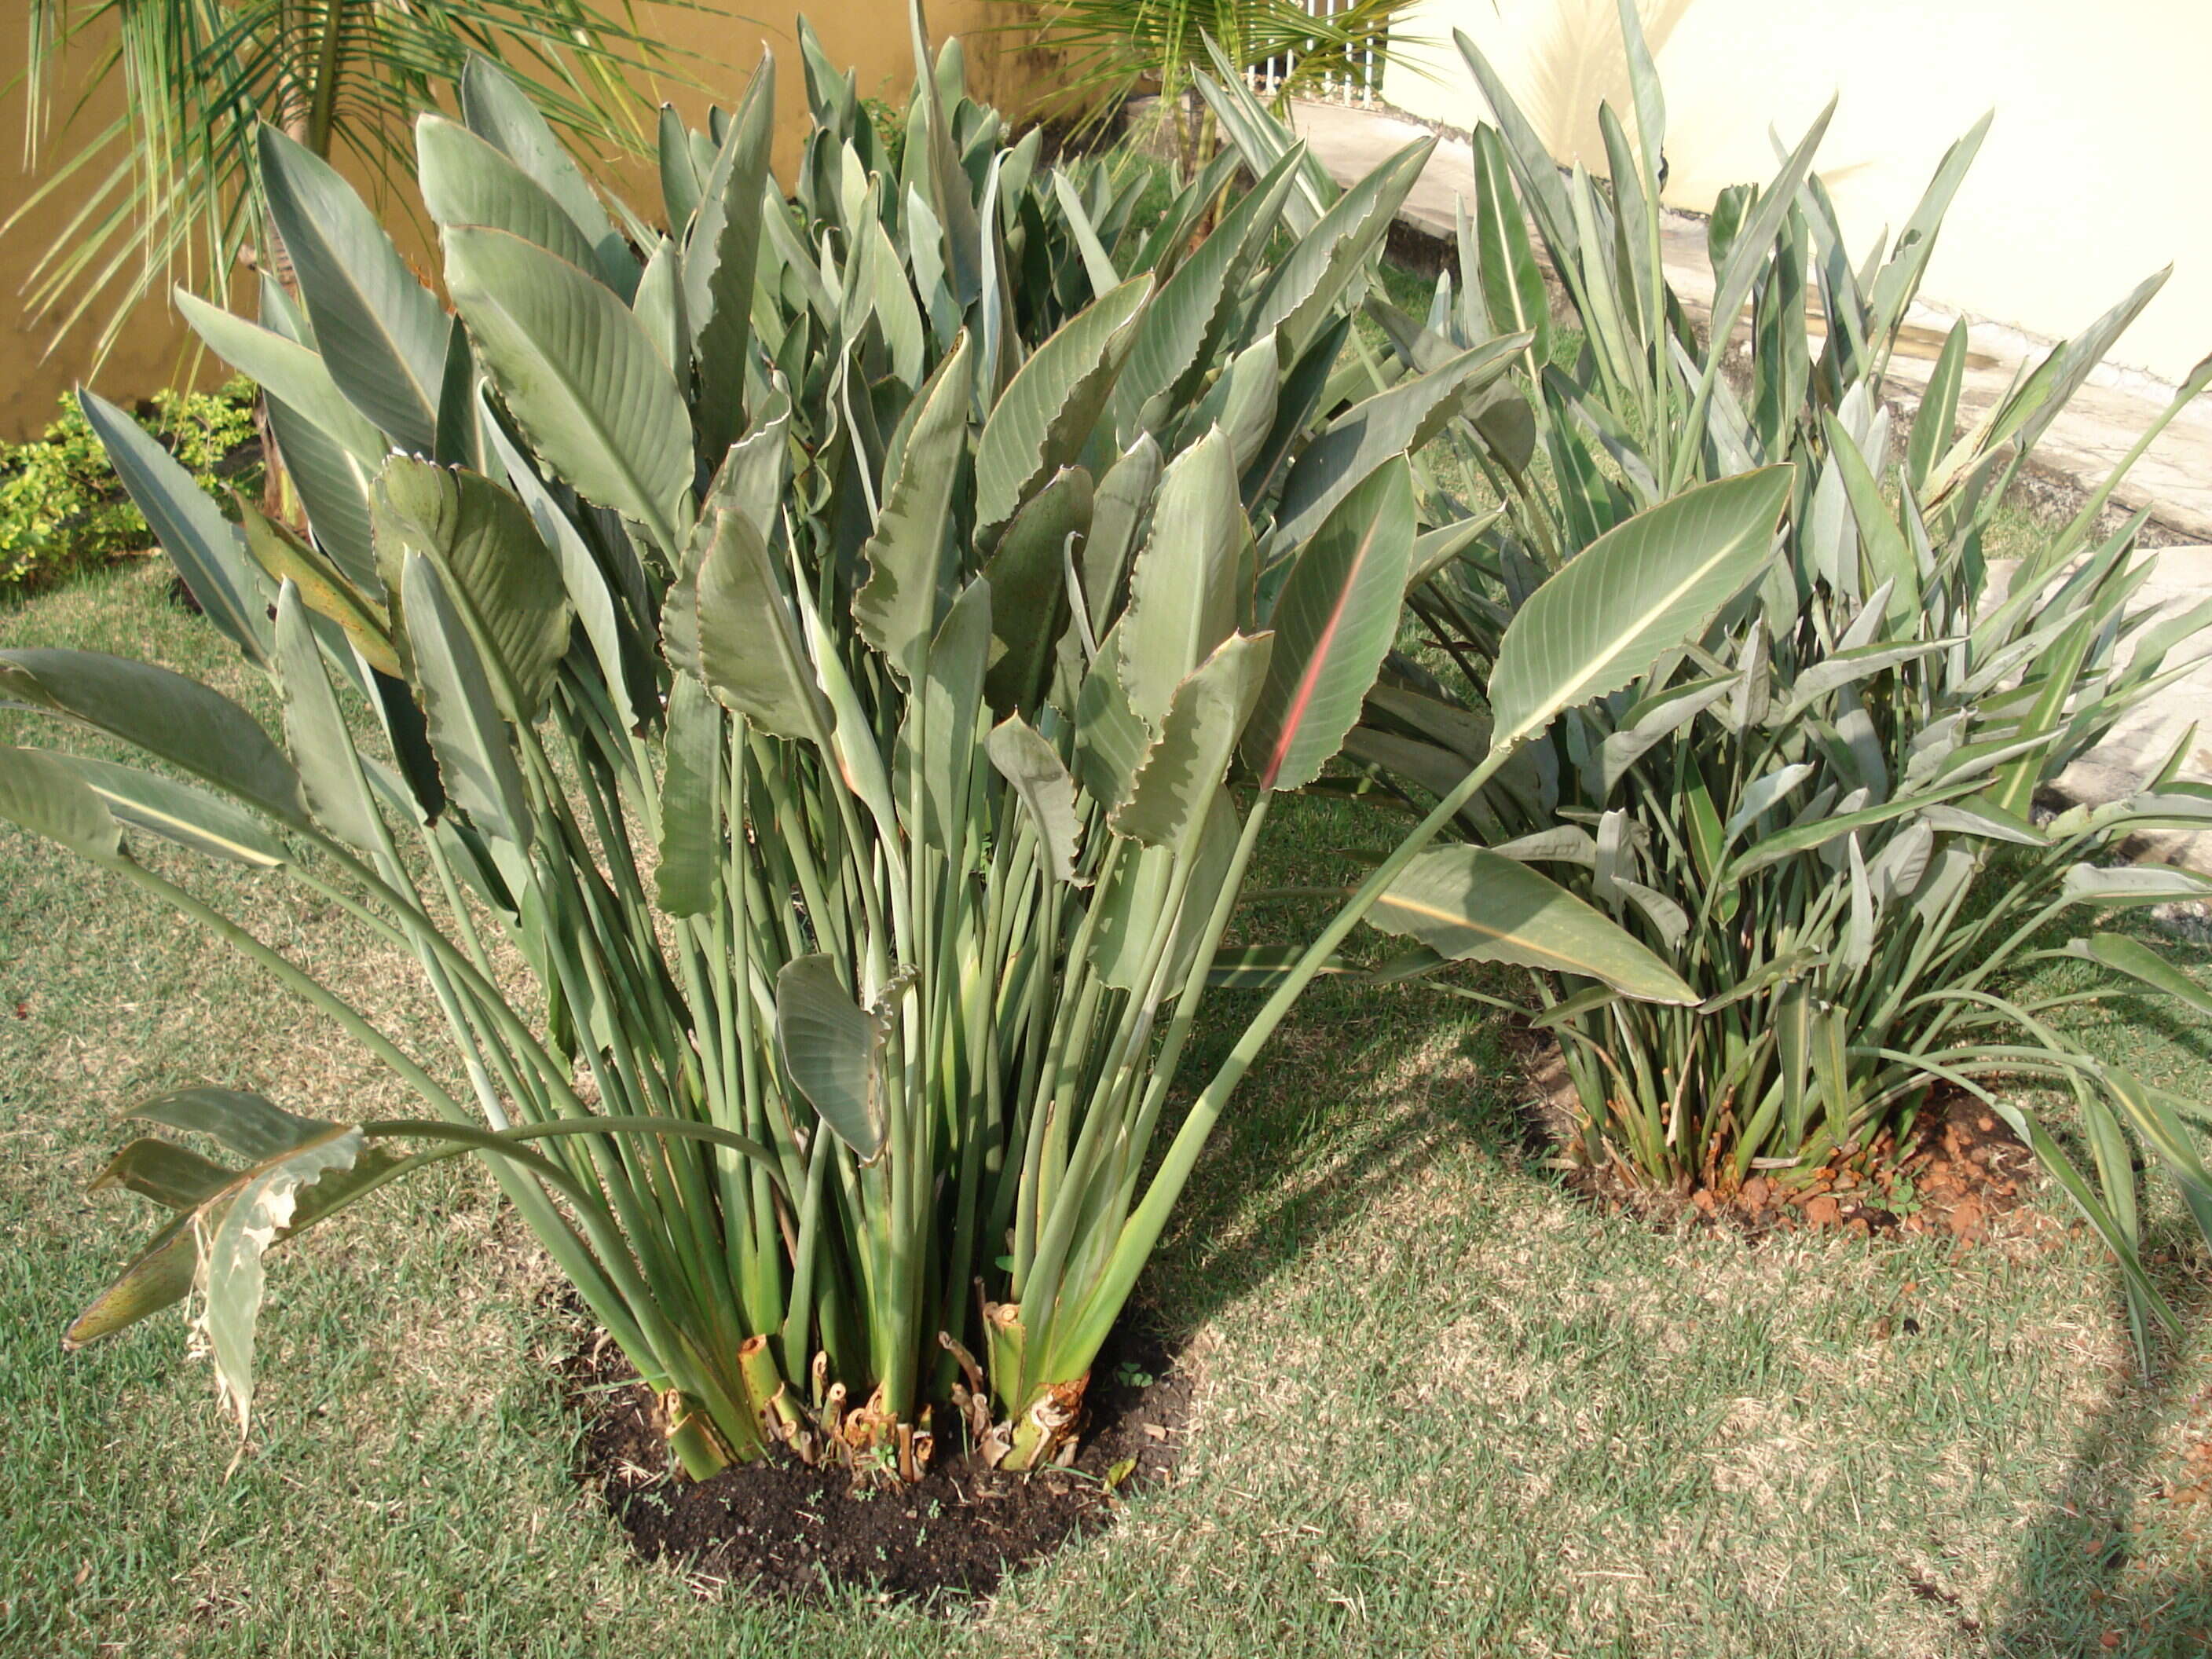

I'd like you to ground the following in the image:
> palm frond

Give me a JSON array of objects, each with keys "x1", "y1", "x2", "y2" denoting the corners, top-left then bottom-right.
[
  {"x1": 997, "y1": 0, "x2": 1417, "y2": 115},
  {"x1": 13, "y1": 0, "x2": 680, "y2": 365}
]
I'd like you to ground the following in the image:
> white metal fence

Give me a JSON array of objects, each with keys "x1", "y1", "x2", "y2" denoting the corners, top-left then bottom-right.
[{"x1": 1248, "y1": 2, "x2": 1387, "y2": 108}]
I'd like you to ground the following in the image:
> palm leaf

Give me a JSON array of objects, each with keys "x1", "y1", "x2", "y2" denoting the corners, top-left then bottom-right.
[{"x1": 14, "y1": 0, "x2": 663, "y2": 364}]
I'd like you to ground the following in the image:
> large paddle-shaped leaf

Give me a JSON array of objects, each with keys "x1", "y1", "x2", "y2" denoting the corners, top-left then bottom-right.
[
  {"x1": 443, "y1": 226, "x2": 693, "y2": 544},
  {"x1": 0, "y1": 650, "x2": 308, "y2": 828},
  {"x1": 64, "y1": 1127, "x2": 371, "y2": 1357},
  {"x1": 1371, "y1": 845, "x2": 1697, "y2": 1004},
  {"x1": 1453, "y1": 31, "x2": 1581, "y2": 283},
  {"x1": 694, "y1": 505, "x2": 833, "y2": 744},
  {"x1": 974, "y1": 276, "x2": 1150, "y2": 544},
  {"x1": 988, "y1": 716, "x2": 1084, "y2": 883},
  {"x1": 1119, "y1": 430, "x2": 1249, "y2": 727},
  {"x1": 132, "y1": 1086, "x2": 340, "y2": 1159},
  {"x1": 65, "y1": 1086, "x2": 401, "y2": 1432},
  {"x1": 262, "y1": 390, "x2": 383, "y2": 598},
  {"x1": 1247, "y1": 137, "x2": 1434, "y2": 357},
  {"x1": 1467, "y1": 126, "x2": 1550, "y2": 372},
  {"x1": 174, "y1": 295, "x2": 386, "y2": 463},
  {"x1": 1112, "y1": 632, "x2": 1274, "y2": 853},
  {"x1": 1273, "y1": 337, "x2": 1524, "y2": 548},
  {"x1": 482, "y1": 405, "x2": 640, "y2": 722},
  {"x1": 239, "y1": 503, "x2": 398, "y2": 678},
  {"x1": 458, "y1": 57, "x2": 634, "y2": 298},
  {"x1": 855, "y1": 335, "x2": 972, "y2": 680},
  {"x1": 1111, "y1": 145, "x2": 1307, "y2": 429},
  {"x1": 2068, "y1": 933, "x2": 2212, "y2": 1018},
  {"x1": 374, "y1": 458, "x2": 573, "y2": 723},
  {"x1": 418, "y1": 115, "x2": 605, "y2": 275},
  {"x1": 78, "y1": 390, "x2": 273, "y2": 666},
  {"x1": 1074, "y1": 628, "x2": 1152, "y2": 811},
  {"x1": 1247, "y1": 459, "x2": 1415, "y2": 790},
  {"x1": 904, "y1": 4, "x2": 980, "y2": 310},
  {"x1": 193, "y1": 1124, "x2": 364, "y2": 1433},
  {"x1": 273, "y1": 583, "x2": 386, "y2": 853},
  {"x1": 0, "y1": 743, "x2": 124, "y2": 862},
  {"x1": 398, "y1": 551, "x2": 533, "y2": 846},
  {"x1": 2064, "y1": 865, "x2": 2212, "y2": 906},
  {"x1": 258, "y1": 126, "x2": 449, "y2": 457},
  {"x1": 251, "y1": 276, "x2": 385, "y2": 593},
  {"x1": 1487, "y1": 467, "x2": 1793, "y2": 749},
  {"x1": 1193, "y1": 45, "x2": 1338, "y2": 235},
  {"x1": 687, "y1": 60, "x2": 776, "y2": 456},
  {"x1": 90, "y1": 1138, "x2": 236, "y2": 1210},
  {"x1": 61, "y1": 756, "x2": 288, "y2": 867},
  {"x1": 775, "y1": 956, "x2": 889, "y2": 1163},
  {"x1": 656, "y1": 672, "x2": 724, "y2": 917},
  {"x1": 982, "y1": 467, "x2": 1089, "y2": 716}
]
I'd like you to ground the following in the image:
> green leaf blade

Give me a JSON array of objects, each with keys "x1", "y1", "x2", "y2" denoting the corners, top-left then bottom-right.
[
  {"x1": 1489, "y1": 467, "x2": 1793, "y2": 749},
  {"x1": 694, "y1": 508, "x2": 832, "y2": 743},
  {"x1": 1249, "y1": 458, "x2": 1416, "y2": 791},
  {"x1": 974, "y1": 275, "x2": 1150, "y2": 544},
  {"x1": 259, "y1": 126, "x2": 449, "y2": 457},
  {"x1": 775, "y1": 956, "x2": 888, "y2": 1163},
  {"x1": 0, "y1": 650, "x2": 307, "y2": 830},
  {"x1": 1369, "y1": 845, "x2": 1697, "y2": 1005},
  {"x1": 443, "y1": 226, "x2": 693, "y2": 543},
  {"x1": 988, "y1": 716, "x2": 1085, "y2": 882},
  {"x1": 77, "y1": 390, "x2": 273, "y2": 666},
  {"x1": 0, "y1": 743, "x2": 124, "y2": 862},
  {"x1": 1111, "y1": 632, "x2": 1274, "y2": 852}
]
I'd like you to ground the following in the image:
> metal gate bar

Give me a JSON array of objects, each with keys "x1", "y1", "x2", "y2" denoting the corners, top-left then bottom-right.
[{"x1": 1250, "y1": 0, "x2": 1384, "y2": 107}]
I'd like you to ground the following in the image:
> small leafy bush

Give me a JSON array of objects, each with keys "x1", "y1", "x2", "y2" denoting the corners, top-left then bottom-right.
[
  {"x1": 0, "y1": 380, "x2": 258, "y2": 590},
  {"x1": 1207, "y1": 8, "x2": 2212, "y2": 1335}
]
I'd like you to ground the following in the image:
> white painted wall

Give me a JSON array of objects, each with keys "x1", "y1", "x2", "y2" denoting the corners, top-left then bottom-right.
[{"x1": 1385, "y1": 0, "x2": 2212, "y2": 385}]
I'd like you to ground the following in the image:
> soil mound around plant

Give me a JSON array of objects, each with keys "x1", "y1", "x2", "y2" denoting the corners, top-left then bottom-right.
[
  {"x1": 1514, "y1": 1024, "x2": 2045, "y2": 1241},
  {"x1": 1713, "y1": 1089, "x2": 2042, "y2": 1240},
  {"x1": 562, "y1": 1325, "x2": 1193, "y2": 1609}
]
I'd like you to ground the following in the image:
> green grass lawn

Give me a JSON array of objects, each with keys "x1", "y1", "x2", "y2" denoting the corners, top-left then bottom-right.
[{"x1": 5, "y1": 563, "x2": 2212, "y2": 1657}]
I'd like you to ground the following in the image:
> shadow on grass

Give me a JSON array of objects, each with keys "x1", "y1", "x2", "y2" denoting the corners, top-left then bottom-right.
[
  {"x1": 2093, "y1": 995, "x2": 2212, "y2": 1079},
  {"x1": 1136, "y1": 974, "x2": 1536, "y2": 1334},
  {"x1": 1988, "y1": 1244, "x2": 2212, "y2": 1656}
]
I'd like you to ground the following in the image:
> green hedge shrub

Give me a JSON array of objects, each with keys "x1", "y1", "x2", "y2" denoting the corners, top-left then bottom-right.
[{"x1": 0, "y1": 380, "x2": 258, "y2": 591}]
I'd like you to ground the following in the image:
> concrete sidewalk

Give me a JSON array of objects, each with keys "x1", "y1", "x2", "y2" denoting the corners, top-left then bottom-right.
[{"x1": 1288, "y1": 100, "x2": 2212, "y2": 545}]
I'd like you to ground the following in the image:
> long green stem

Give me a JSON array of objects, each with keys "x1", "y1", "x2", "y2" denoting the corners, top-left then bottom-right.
[
  {"x1": 1051, "y1": 745, "x2": 1511, "y2": 1382},
  {"x1": 301, "y1": 0, "x2": 349, "y2": 159}
]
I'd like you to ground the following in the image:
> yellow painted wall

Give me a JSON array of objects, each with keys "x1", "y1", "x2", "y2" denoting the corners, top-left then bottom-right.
[
  {"x1": 1386, "y1": 0, "x2": 2212, "y2": 385},
  {"x1": 0, "y1": 1, "x2": 1034, "y2": 438}
]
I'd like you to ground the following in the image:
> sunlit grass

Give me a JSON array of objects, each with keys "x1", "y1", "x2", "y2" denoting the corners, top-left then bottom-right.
[{"x1": 2, "y1": 561, "x2": 2209, "y2": 1656}]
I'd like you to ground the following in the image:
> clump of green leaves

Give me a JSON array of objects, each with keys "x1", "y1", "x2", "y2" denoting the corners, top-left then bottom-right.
[
  {"x1": 2, "y1": 11, "x2": 1793, "y2": 1485},
  {"x1": 0, "y1": 381, "x2": 258, "y2": 590},
  {"x1": 1207, "y1": 4, "x2": 2212, "y2": 1340}
]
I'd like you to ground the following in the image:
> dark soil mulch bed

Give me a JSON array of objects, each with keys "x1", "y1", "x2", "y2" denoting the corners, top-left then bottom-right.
[
  {"x1": 1513, "y1": 1022, "x2": 2046, "y2": 1242},
  {"x1": 563, "y1": 1322, "x2": 1194, "y2": 1609}
]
